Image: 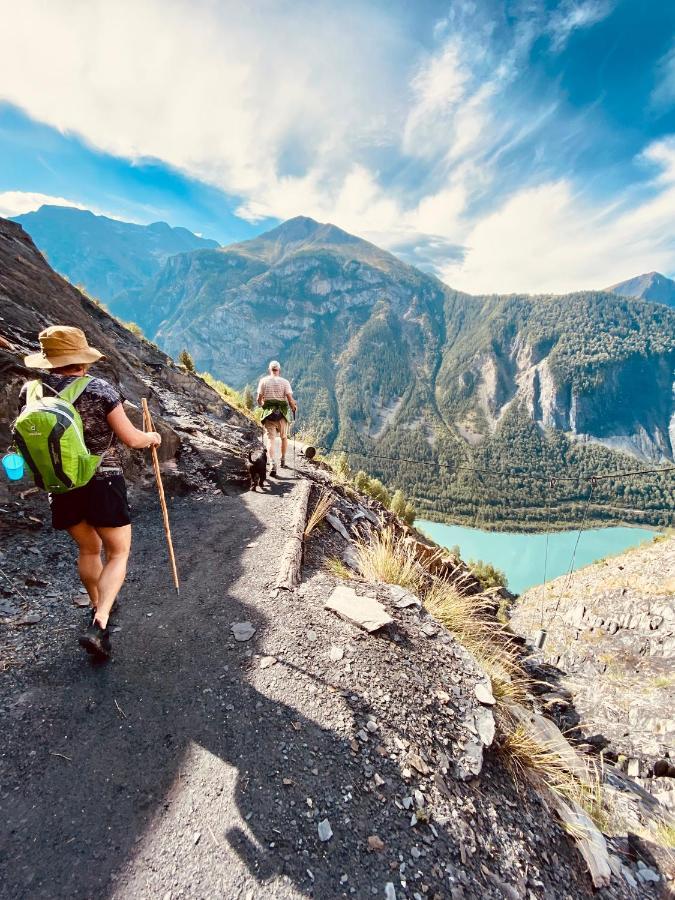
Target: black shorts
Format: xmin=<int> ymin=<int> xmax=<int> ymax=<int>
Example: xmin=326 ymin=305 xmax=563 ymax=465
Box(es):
xmin=49 ymin=472 xmax=131 ymax=530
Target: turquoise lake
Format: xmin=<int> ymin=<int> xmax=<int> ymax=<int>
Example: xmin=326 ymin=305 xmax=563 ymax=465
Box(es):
xmin=415 ymin=520 xmax=658 ymax=595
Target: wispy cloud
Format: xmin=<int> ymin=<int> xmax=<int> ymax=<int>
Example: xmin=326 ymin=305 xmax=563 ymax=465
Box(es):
xmin=651 ymin=40 xmax=675 ymax=112
xmin=443 ymin=137 xmax=675 ymax=293
xmin=546 ymin=0 xmax=615 ymax=52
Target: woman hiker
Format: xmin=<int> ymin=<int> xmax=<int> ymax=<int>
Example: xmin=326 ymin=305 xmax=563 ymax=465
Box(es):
xmin=256 ymin=360 xmax=297 ymax=476
xmin=20 ymin=326 xmax=161 ymax=658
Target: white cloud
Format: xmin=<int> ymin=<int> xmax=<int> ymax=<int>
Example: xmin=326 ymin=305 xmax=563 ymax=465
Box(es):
xmin=0 ymin=0 xmax=409 ymax=214
xmin=0 ymin=190 xmax=136 ymax=222
xmin=0 ymin=191 xmax=88 ymax=218
xmin=443 ymin=138 xmax=675 ymax=294
xmin=651 ymin=41 xmax=675 ymax=111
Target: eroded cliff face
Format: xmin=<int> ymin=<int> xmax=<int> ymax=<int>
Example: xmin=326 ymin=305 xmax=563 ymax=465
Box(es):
xmin=151 ymin=244 xmax=446 ymax=391
xmin=511 ymin=536 xmax=675 ymax=810
xmin=459 ymin=338 xmax=674 ymax=461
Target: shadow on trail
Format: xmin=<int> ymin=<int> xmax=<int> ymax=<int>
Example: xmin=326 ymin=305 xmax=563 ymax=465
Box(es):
xmin=0 ymin=490 xmax=593 ymax=899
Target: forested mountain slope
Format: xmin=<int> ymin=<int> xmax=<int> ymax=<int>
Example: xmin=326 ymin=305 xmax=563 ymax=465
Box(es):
xmin=135 ymin=217 xmax=675 ymax=529
xmin=14 ymin=211 xmax=675 ymax=529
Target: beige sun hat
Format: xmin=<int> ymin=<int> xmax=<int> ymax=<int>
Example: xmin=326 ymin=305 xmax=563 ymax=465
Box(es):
xmin=23 ymin=326 xmax=104 ymax=369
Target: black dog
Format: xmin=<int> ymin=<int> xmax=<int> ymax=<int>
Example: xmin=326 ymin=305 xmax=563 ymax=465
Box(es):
xmin=245 ymin=447 xmax=268 ymax=491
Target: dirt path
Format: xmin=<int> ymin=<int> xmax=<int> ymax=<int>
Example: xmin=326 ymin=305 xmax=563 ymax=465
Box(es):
xmin=0 ymin=469 xmax=611 ymax=900
xmin=1 ymin=473 xmax=322 ymax=899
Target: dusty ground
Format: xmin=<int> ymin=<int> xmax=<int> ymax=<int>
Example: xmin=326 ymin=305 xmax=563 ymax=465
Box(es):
xmin=0 ymin=467 xmax=640 ymax=900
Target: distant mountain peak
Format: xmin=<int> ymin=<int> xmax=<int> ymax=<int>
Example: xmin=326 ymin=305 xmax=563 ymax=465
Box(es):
xmin=223 ymin=214 xmax=401 ymax=272
xmin=258 ymin=215 xmax=361 ymax=247
xmin=607 ymin=271 xmax=675 ymax=308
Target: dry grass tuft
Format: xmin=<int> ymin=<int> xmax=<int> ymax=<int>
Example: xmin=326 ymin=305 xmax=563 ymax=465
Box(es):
xmin=499 ymin=724 xmax=581 ymax=800
xmin=325 ymin=557 xmax=353 ymax=580
xmin=304 ymin=490 xmax=334 ymax=539
xmin=424 ymin=579 xmax=530 ymax=704
xmin=499 ymin=723 xmax=621 ymax=835
xmin=654 ymin=818 xmax=675 ymax=850
xmin=356 ymin=528 xmax=421 ymax=590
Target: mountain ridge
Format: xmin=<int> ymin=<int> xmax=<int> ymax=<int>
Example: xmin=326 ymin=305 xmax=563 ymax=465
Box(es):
xmin=11 ymin=204 xmax=219 ymax=310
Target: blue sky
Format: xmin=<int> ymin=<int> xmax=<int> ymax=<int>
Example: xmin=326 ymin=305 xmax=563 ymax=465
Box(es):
xmin=0 ymin=0 xmax=674 ymax=293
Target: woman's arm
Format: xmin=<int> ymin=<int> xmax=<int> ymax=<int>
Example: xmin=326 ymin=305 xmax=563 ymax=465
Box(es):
xmin=107 ymin=404 xmax=162 ymax=449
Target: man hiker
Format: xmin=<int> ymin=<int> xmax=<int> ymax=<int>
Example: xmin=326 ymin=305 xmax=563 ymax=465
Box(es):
xmin=18 ymin=326 xmax=162 ymax=658
xmin=256 ymin=360 xmax=297 ymax=477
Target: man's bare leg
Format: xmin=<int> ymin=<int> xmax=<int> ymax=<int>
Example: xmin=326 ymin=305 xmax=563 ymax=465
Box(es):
xmin=67 ymin=521 xmax=103 ymax=609
xmin=93 ymin=525 xmax=132 ymax=629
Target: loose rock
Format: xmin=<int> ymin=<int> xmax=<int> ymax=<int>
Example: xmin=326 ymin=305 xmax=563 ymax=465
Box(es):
xmin=474 ymin=682 xmax=496 ymax=706
xmin=317 ymin=819 xmax=333 ymax=842
xmin=230 ymin=621 xmax=256 ymax=641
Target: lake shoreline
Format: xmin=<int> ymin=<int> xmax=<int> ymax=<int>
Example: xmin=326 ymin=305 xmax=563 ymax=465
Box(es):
xmin=415 ymin=518 xmax=658 ymax=595
xmin=415 ymin=513 xmax=664 ymax=537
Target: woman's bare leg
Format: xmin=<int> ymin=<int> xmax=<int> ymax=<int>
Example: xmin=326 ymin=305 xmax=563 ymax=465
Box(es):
xmin=67 ymin=521 xmax=103 ymax=609
xmin=93 ymin=525 xmax=132 ymax=629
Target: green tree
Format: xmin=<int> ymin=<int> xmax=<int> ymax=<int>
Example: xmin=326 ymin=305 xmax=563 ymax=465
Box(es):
xmin=334 ymin=452 xmax=351 ymax=479
xmin=390 ymin=489 xmax=406 ymax=518
xmin=243 ymin=385 xmax=254 ymax=410
xmin=365 ymin=478 xmax=391 ymax=508
xmin=354 ymin=470 xmax=370 ymax=492
xmin=403 ymin=501 xmax=416 ymax=526
xmin=179 ymin=349 xmax=196 ymax=373
xmin=469 ymin=559 xmax=508 ymax=590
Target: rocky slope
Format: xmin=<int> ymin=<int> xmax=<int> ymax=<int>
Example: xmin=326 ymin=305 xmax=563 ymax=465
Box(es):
xmin=0 ymin=216 xmax=261 ymax=503
xmin=608 ymin=272 xmax=675 ymax=309
xmin=510 ymin=535 xmax=675 ymax=809
xmin=12 ymin=205 xmax=218 ymax=312
xmin=2 ymin=216 xmax=660 ymax=897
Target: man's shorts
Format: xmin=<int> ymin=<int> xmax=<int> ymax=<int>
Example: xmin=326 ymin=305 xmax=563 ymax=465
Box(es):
xmin=263 ymin=417 xmax=288 ymax=440
xmin=49 ymin=471 xmax=131 ymax=530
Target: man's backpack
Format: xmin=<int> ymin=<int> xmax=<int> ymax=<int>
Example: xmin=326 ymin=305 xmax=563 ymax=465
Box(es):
xmin=12 ymin=377 xmax=102 ymax=493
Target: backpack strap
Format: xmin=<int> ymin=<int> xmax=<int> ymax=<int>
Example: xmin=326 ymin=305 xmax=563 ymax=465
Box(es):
xmin=25 ymin=380 xmax=44 ymax=405
xmin=57 ymin=376 xmax=92 ymax=405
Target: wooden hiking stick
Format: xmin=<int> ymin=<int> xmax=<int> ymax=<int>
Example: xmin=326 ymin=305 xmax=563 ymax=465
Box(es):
xmin=142 ymin=398 xmax=180 ymax=595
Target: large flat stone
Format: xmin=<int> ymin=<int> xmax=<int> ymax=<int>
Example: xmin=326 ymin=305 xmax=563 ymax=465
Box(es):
xmin=325 ymin=585 xmax=393 ymax=633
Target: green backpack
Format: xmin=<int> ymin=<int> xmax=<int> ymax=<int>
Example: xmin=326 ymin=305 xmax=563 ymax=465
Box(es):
xmin=13 ymin=377 xmax=102 ymax=493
